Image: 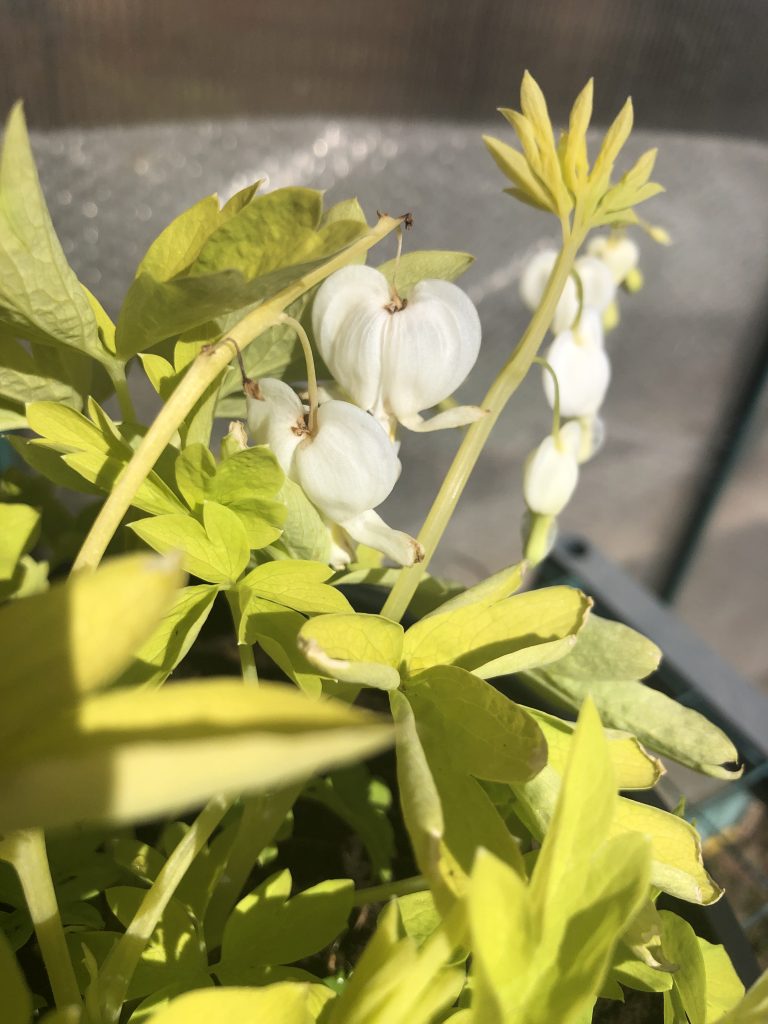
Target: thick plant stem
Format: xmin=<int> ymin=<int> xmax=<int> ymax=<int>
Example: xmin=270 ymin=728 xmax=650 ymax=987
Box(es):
xmin=381 ymin=229 xmax=585 ymax=624
xmin=109 ymin=364 xmax=137 ymax=423
xmin=352 ymin=874 xmax=428 ymax=907
xmin=0 ymin=829 xmax=82 ymax=1010
xmin=72 ymin=214 xmax=406 ymax=573
xmin=95 ymin=795 xmax=231 ymax=1024
xmin=225 ymin=590 xmax=259 ymax=684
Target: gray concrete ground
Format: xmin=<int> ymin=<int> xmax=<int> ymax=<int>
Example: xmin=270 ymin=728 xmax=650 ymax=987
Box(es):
xmin=30 ymin=117 xmax=768 ymax=690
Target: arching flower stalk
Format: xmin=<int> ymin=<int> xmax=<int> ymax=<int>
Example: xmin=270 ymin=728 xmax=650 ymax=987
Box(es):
xmin=312 ymin=263 xmax=484 ymax=436
xmin=523 ymin=358 xmax=580 ymax=564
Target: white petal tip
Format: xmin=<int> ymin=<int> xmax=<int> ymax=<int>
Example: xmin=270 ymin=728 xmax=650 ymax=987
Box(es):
xmin=400 ymin=406 xmax=488 ymax=432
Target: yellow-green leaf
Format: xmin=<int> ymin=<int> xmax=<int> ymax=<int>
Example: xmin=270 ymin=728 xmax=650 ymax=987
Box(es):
xmin=523 ymin=706 xmax=664 ymax=790
xmin=114 ymin=584 xmax=219 ymax=689
xmin=402 ymin=586 xmax=590 ymax=678
xmin=141 ymin=983 xmax=320 ymax=1024
xmin=406 ymin=666 xmax=546 ymax=784
xmin=0 ymin=681 xmax=393 ymax=830
xmin=0 ymin=503 xmax=40 ymax=581
xmin=130 ymin=502 xmax=250 ymax=585
xmin=298 ymin=613 xmax=404 ymax=690
xmin=562 ymin=78 xmax=594 ymax=191
xmin=240 ymin=560 xmax=351 ymax=615
xmin=420 ymin=561 xmax=526 ymax=618
xmin=482 ymin=135 xmax=555 ymax=212
xmin=0 ymin=552 xmax=184 ymax=739
xmin=376 ymin=251 xmax=474 ymax=298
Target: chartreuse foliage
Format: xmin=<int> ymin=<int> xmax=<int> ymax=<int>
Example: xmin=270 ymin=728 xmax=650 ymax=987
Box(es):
xmin=1 ymin=75 xmax=764 ymax=1024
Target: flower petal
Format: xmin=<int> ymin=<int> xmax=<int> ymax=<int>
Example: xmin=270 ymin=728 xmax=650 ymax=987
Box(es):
xmin=245 ymin=378 xmax=306 ymax=472
xmin=382 ymin=278 xmax=481 ymax=421
xmin=293 ymin=400 xmax=401 ymax=522
xmin=587 ymin=234 xmax=640 ymax=283
xmin=399 ymin=404 xmax=487 ymax=432
xmin=312 ymin=264 xmax=390 ymax=410
xmin=341 ymin=509 xmax=424 ymax=566
xmin=544 ymin=328 xmax=611 ymax=418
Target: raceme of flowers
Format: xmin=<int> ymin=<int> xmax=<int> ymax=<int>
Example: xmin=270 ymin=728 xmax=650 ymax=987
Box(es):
xmin=522 ymin=232 xmax=641 ymax=542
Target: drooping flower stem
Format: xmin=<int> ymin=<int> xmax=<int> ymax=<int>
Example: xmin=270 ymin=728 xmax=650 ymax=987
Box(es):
xmin=381 ymin=227 xmax=586 ymax=624
xmin=533 ymin=356 xmax=563 ymax=447
xmin=72 ymin=213 xmax=407 ymax=573
xmin=279 ymin=314 xmax=319 ymax=434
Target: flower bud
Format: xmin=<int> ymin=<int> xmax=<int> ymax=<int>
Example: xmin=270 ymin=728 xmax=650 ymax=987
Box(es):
xmin=312 ymin=265 xmax=482 ymax=431
xmin=542 ymin=310 xmax=611 ymax=418
xmin=523 ymin=435 xmax=579 ymax=516
xmin=586 ymin=234 xmax=640 ymax=285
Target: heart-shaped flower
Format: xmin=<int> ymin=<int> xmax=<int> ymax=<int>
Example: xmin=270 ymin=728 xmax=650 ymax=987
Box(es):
xmin=312 ymin=265 xmax=483 ymax=432
xmin=520 ymin=249 xmax=617 ymax=332
xmin=587 ymin=233 xmax=640 ymax=285
xmin=246 ymin=378 xmax=422 ymax=565
xmin=542 ymin=309 xmax=611 ymax=418
xmin=523 ymin=434 xmax=579 ymax=516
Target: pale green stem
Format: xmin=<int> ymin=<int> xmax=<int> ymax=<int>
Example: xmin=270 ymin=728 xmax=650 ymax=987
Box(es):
xmin=72 ymin=214 xmax=406 ymax=573
xmin=533 ymin=356 xmax=563 ymax=446
xmin=352 ymin=874 xmax=427 ymax=907
xmin=523 ymin=512 xmax=556 ymax=567
xmin=225 ymin=589 xmax=258 ymax=685
xmin=381 ymin=228 xmax=586 ymax=624
xmin=108 ymin=363 xmax=137 ymax=423
xmin=278 ymin=314 xmax=319 ymax=434
xmin=94 ymin=795 xmax=231 ymax=1024
xmin=572 ymin=266 xmax=585 ymax=328
xmin=0 ymin=829 xmax=82 ymax=1010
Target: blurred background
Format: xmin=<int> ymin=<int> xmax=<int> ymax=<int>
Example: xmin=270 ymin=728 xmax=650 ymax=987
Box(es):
xmin=1 ymin=0 xmax=767 ymax=957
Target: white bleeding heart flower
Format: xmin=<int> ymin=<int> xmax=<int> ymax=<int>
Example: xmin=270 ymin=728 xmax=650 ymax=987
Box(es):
xmin=246 ymin=378 xmax=422 ymax=566
xmin=312 ymin=264 xmax=483 ymax=432
xmin=520 ymin=249 xmax=617 ymax=333
xmin=542 ymin=309 xmax=611 ymax=418
xmin=587 ymin=233 xmax=640 ymax=284
xmin=523 ymin=434 xmax=579 ymax=516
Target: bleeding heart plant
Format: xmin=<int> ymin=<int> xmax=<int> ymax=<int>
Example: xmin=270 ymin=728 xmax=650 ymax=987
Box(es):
xmin=0 ymin=73 xmax=761 ymax=1024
